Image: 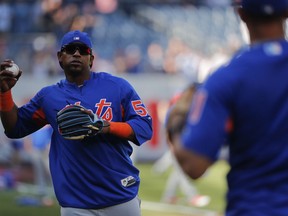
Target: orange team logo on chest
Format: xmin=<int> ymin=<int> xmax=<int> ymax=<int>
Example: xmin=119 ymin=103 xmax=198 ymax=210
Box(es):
xmin=95 ymin=99 xmax=113 ymax=121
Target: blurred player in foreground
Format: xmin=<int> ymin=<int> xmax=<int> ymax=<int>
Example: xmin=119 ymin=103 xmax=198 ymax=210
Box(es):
xmin=166 ymin=0 xmax=288 ymax=215
xmin=0 ymin=30 xmax=152 ymax=216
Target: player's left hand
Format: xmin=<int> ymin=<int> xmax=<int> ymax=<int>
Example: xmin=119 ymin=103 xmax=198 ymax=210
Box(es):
xmin=57 ymin=104 xmax=106 ymax=140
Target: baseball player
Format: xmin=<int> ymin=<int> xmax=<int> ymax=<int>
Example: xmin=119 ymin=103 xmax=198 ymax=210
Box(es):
xmin=167 ymin=0 xmax=288 ymax=215
xmin=0 ymin=30 xmax=153 ymax=216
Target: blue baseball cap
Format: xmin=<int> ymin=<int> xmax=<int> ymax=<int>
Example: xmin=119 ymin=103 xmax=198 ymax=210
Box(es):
xmin=60 ymin=30 xmax=92 ymax=48
xmin=239 ymin=0 xmax=288 ymax=16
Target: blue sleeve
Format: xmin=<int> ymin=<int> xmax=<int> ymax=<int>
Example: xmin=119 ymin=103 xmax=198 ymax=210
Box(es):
xmin=119 ymin=79 xmax=153 ymax=146
xmin=181 ymin=70 xmax=232 ymax=161
xmin=5 ymin=89 xmax=48 ymax=138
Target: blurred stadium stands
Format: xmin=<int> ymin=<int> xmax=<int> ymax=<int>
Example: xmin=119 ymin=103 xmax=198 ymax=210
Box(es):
xmin=0 ymin=0 xmax=244 ymax=78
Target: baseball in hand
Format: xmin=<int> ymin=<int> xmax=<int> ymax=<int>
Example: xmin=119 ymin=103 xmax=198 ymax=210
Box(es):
xmin=6 ymin=63 xmax=20 ymax=77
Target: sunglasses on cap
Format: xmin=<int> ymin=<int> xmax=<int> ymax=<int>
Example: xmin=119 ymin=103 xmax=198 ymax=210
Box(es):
xmin=61 ymin=44 xmax=92 ymax=55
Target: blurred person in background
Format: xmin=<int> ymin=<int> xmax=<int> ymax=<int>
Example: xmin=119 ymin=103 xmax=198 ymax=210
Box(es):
xmin=153 ymin=150 xmax=210 ymax=207
xmin=166 ymin=0 xmax=288 ymax=215
xmin=28 ymin=125 xmax=53 ymax=205
xmin=0 ymin=30 xmax=152 ymax=216
xmin=15 ymin=126 xmax=54 ymax=207
xmin=124 ymin=44 xmax=144 ymax=74
xmin=144 ymin=42 xmax=166 ymax=74
xmin=12 ymin=0 xmax=33 ymax=33
xmin=0 ymin=0 xmax=12 ymax=33
xmin=153 ymin=86 xmax=210 ymax=207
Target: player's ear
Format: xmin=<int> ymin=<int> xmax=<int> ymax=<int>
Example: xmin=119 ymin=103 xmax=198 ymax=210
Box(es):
xmin=59 ymin=61 xmax=64 ymax=69
xmin=57 ymin=51 xmax=62 ymax=58
xmin=89 ymin=54 xmax=94 ymax=68
xmin=57 ymin=51 xmax=64 ymax=69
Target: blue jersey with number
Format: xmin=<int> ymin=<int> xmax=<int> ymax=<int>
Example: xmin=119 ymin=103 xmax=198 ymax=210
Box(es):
xmin=6 ymin=72 xmax=153 ymax=209
xmin=182 ymin=39 xmax=288 ymax=215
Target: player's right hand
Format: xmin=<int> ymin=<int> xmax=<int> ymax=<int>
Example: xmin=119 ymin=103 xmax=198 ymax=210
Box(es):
xmin=0 ymin=59 xmax=22 ymax=92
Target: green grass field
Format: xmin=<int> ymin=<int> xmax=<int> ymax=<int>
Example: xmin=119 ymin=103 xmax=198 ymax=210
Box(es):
xmin=0 ymin=161 xmax=229 ymax=216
